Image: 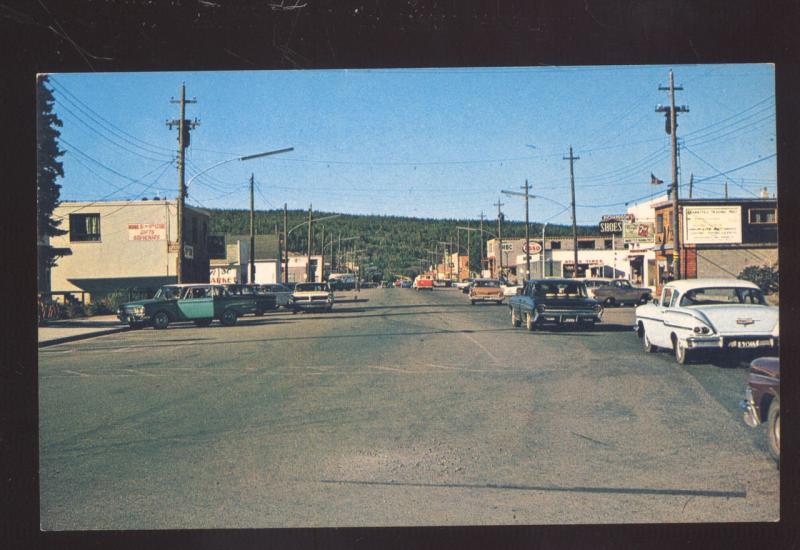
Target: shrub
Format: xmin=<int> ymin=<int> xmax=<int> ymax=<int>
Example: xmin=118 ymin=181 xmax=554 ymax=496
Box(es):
xmin=738 ymin=264 xmax=779 ymax=294
xmin=65 ymin=302 xmax=87 ymax=318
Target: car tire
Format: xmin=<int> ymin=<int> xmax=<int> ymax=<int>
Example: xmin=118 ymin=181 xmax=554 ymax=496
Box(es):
xmin=128 ymin=321 xmax=143 ymax=330
xmin=152 ymin=311 xmax=170 ymax=330
xmin=220 ymin=309 xmax=238 ymax=327
xmin=642 ymin=328 xmax=657 ymax=353
xmin=525 ymin=312 xmax=536 ymax=331
xmin=767 ymin=397 xmax=780 ymax=463
xmin=470 ymin=300 xmax=476 ymax=305
xmin=511 ymin=308 xmax=521 ymax=328
xmin=194 ymin=318 xmax=213 ymax=327
xmin=673 ymin=337 xmax=690 ymax=364
xmin=604 ymin=297 xmax=615 ymax=307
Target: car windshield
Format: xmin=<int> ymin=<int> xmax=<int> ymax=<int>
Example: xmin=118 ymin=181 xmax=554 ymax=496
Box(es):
xmin=475 ymin=280 xmax=500 ymax=287
xmin=154 ymin=286 xmax=181 ymax=300
xmin=534 ymin=282 xmax=586 ymax=298
xmin=296 ymin=283 xmax=327 ymax=292
xmin=679 ymin=287 xmax=766 ymax=306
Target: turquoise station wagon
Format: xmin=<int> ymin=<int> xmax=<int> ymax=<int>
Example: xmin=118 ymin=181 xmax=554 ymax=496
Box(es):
xmin=117 ymin=284 xmax=257 ymax=329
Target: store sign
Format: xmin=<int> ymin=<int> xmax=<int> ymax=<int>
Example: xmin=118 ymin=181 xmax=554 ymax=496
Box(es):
xmin=563 ymin=259 xmax=604 ymax=265
xmin=128 ymin=223 xmax=166 ymax=241
xmin=501 ymin=242 xmax=514 ymax=252
xmin=599 ymin=221 xmax=624 ymax=234
xmin=602 ymin=213 xmax=635 ymax=222
xmin=623 ymin=222 xmax=656 ymax=244
xmin=210 ymin=266 xmax=239 ymax=284
xmin=522 ymin=241 xmax=542 ymax=254
xmin=683 ymin=206 xmax=742 ymax=244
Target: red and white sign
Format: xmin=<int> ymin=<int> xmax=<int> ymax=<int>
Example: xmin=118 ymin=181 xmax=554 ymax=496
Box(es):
xmin=522 ymin=241 xmax=542 ymax=254
xmin=128 ymin=223 xmax=167 ymax=241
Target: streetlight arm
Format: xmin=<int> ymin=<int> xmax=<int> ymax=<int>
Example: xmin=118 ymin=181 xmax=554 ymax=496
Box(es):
xmin=186 ymin=147 xmax=294 ymax=187
xmin=287 ymin=214 xmax=341 ymax=235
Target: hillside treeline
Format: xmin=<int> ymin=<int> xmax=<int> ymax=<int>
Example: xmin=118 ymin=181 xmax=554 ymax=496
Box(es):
xmin=208 ymin=209 xmax=597 ymax=279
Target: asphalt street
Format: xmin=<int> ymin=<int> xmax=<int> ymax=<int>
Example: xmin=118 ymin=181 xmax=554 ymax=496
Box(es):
xmin=38 ymin=287 xmax=779 ymax=529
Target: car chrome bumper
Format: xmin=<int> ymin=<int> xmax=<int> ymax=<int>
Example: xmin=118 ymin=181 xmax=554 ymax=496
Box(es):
xmin=685 ymin=335 xmax=778 ymax=349
xmin=740 ymin=387 xmax=760 ymax=428
xmin=535 ymin=311 xmax=600 ymax=324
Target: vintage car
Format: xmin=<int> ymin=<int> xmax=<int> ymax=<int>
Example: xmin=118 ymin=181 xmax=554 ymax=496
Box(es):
xmin=582 ymin=277 xmax=613 ymax=299
xmin=592 ymin=279 xmax=652 ymax=306
xmin=740 ymin=356 xmax=780 ymax=463
xmin=117 ymin=284 xmax=255 ymax=329
xmin=256 ymin=283 xmax=293 ymax=308
xmin=469 ymin=279 xmax=505 ymax=304
xmin=223 ymin=284 xmax=277 ymax=314
xmin=454 ymin=279 xmax=473 ymax=291
xmin=635 ymin=278 xmax=779 ymax=365
xmin=413 ymin=275 xmax=434 ymax=290
xmin=290 ymin=282 xmax=334 ymax=312
xmin=508 ymin=279 xmax=603 ymax=330
xmin=501 ymin=282 xmax=523 ymax=297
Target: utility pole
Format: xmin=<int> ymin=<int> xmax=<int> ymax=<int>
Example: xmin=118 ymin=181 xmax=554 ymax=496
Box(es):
xmin=320 ymin=225 xmax=325 ymax=282
xmin=564 ymin=146 xmax=580 ymax=278
xmin=466 ymin=220 xmax=471 ymax=278
xmin=166 ymin=83 xmax=198 ymax=283
xmin=275 ymin=223 xmax=281 ymax=285
xmin=479 ymin=211 xmax=486 ymax=275
xmin=724 ymin=180 xmax=729 ymax=199
xmin=283 ymin=203 xmax=288 ymax=284
xmin=657 ymin=70 xmax=689 ymax=279
xmin=688 ymin=173 xmax=693 ymax=199
xmin=502 ymin=180 xmax=535 ymax=280
xmin=494 ymin=199 xmax=504 ymax=278
xmin=249 ymin=173 xmax=255 ymax=284
xmin=306 ymin=204 xmax=313 ymax=282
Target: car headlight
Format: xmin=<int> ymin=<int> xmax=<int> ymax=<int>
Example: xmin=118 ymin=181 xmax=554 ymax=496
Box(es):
xmin=692 ymin=325 xmax=711 ymax=334
xmin=593 ymin=304 xmax=602 ymax=313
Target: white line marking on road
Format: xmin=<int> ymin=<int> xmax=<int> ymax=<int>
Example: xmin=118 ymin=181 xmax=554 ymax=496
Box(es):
xmin=63 ymin=369 xmax=90 ymax=377
xmin=120 ymin=368 xmax=158 ymax=377
xmin=460 ymin=332 xmax=501 ymax=365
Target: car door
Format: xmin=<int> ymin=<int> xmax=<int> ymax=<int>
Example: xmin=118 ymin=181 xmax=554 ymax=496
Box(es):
xmin=649 ymin=287 xmax=674 ymax=347
xmin=177 ymin=286 xmax=215 ymax=320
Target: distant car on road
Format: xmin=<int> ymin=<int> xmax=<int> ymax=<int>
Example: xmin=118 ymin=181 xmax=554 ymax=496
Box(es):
xmin=117 ymin=284 xmax=254 ymax=329
xmin=635 ymin=278 xmax=779 ymax=365
xmin=500 ymin=282 xmax=522 ymax=297
xmin=582 ymin=278 xmax=613 ymax=299
xmin=413 ymin=275 xmax=434 ymax=290
xmin=469 ymin=279 xmax=504 ymax=305
xmin=592 ymin=279 xmax=652 ymax=306
xmin=290 ymin=282 xmax=334 ymax=312
xmin=454 ymin=279 xmax=473 ymax=290
xmin=400 ymin=280 xmax=412 ymax=288
xmin=508 ymin=279 xmax=602 ymax=330
xmin=740 ymin=356 xmax=780 ymax=463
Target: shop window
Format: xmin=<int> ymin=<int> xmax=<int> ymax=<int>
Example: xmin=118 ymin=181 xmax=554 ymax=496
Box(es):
xmin=578 ymin=240 xmax=595 ymax=249
xmin=604 ymin=239 xmax=613 ymax=249
xmin=550 ymin=241 xmax=561 ymax=249
xmin=749 ymin=208 xmax=777 ymax=224
xmin=656 ymin=214 xmax=664 ymax=234
xmin=69 ymin=213 xmax=101 ymax=242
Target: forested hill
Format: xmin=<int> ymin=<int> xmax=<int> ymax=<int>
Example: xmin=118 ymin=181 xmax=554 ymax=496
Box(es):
xmin=207 ymin=208 xmax=598 ymax=278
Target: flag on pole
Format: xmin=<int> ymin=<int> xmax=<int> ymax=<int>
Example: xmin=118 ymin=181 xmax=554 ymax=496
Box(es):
xmin=650 ymin=173 xmax=664 ymax=185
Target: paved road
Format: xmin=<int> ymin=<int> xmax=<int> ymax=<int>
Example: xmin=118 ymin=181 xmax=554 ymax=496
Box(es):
xmin=38 ymin=288 xmax=778 ymax=529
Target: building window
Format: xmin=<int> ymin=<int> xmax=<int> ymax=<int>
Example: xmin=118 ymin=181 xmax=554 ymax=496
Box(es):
xmin=749 ymin=208 xmax=777 ymax=224
xmin=578 ymin=240 xmax=595 ymax=249
xmin=656 ymin=214 xmax=664 ymax=234
xmin=69 ymin=213 xmax=101 ymax=242
xmin=604 ymin=239 xmax=613 ymax=250
xmin=550 ymin=241 xmax=561 ymax=249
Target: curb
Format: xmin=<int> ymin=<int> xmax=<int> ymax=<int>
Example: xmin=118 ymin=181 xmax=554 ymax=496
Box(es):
xmin=38 ymin=326 xmax=130 ymax=348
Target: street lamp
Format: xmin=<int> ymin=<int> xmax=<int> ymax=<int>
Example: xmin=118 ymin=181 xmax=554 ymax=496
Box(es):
xmin=182 ymin=147 xmax=293 ymax=283
xmin=285 ymin=213 xmax=340 ymax=282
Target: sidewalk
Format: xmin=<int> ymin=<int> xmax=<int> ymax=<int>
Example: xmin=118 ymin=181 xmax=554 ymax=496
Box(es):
xmin=38 ymin=315 xmax=129 ymax=347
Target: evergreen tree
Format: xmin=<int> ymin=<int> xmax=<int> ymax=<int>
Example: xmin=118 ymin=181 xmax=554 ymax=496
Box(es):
xmin=37 ymin=75 xmax=69 ymax=292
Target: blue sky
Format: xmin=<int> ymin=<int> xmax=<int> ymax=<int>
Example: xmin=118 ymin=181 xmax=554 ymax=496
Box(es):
xmin=47 ymin=64 xmax=776 ymax=225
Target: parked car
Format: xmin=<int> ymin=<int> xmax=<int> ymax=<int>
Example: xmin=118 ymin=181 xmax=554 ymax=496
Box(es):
xmin=290 ymin=282 xmax=334 ymax=312
xmin=400 ymin=280 xmax=412 ymax=288
xmin=508 ymin=279 xmax=603 ymax=330
xmin=740 ymin=356 xmax=780 ymax=463
xmin=454 ymin=279 xmax=473 ymax=290
xmin=117 ymin=284 xmax=254 ymax=329
xmin=501 ymin=282 xmax=522 ymax=297
xmin=635 ymin=278 xmax=779 ymax=365
xmin=582 ymin=278 xmax=613 ymax=299
xmin=433 ymin=279 xmax=448 ymax=288
xmin=381 ymin=281 xmax=392 ymax=288
xmin=413 ymin=275 xmax=434 ymax=290
xmin=256 ymin=283 xmax=293 ymax=308
xmin=592 ymin=279 xmax=652 ymax=306
xmin=469 ymin=279 xmax=505 ymax=305
xmin=224 ymin=284 xmax=277 ymax=314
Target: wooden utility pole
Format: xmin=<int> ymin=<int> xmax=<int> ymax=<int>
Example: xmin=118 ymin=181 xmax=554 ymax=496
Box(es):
xmin=306 ymin=204 xmax=313 ymax=281
xmin=166 ymin=84 xmax=198 ymax=283
xmin=479 ymin=211 xmax=485 ymax=274
xmin=502 ymin=181 xmax=534 ymax=279
xmin=564 ymin=146 xmax=580 ymax=278
xmin=283 ymin=203 xmax=288 ymax=284
xmin=466 ymin=220 xmax=471 ymax=278
xmin=657 ymin=70 xmax=689 ymax=279
xmin=494 ymin=199 xmax=504 ymax=278
xmin=320 ymin=225 xmax=325 ymax=282
xmin=275 ymin=223 xmax=281 ymax=284
xmin=688 ymin=173 xmax=693 ymax=199
xmin=249 ymin=173 xmax=255 ymax=284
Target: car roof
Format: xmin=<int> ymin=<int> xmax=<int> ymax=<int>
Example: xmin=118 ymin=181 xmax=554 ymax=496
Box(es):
xmin=526 ymin=279 xmax=585 ymax=285
xmin=664 ymin=278 xmax=759 ymax=293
